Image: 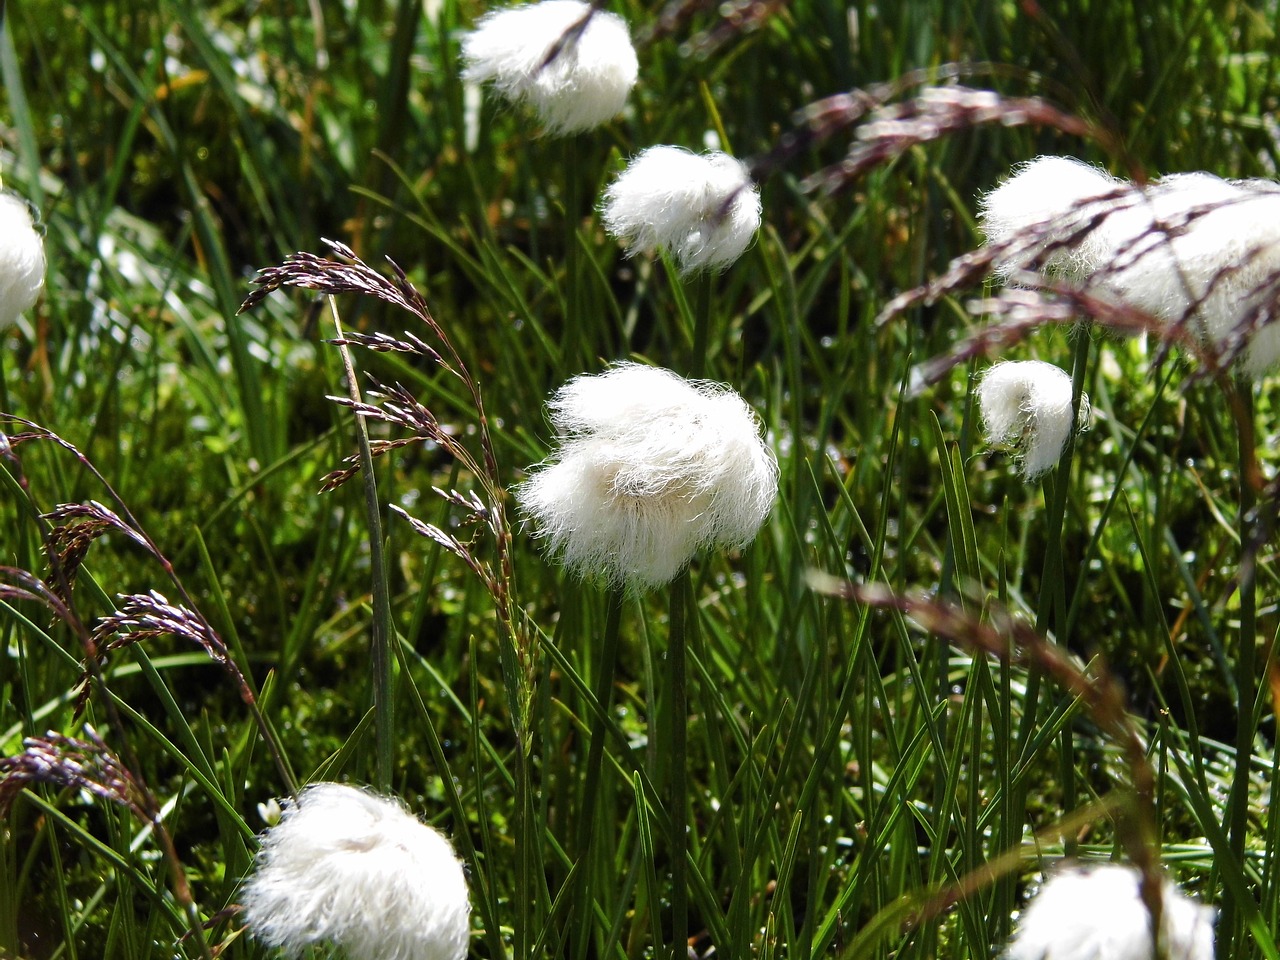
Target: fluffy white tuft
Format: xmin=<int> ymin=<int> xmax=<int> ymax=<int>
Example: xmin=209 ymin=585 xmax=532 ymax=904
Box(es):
xmin=241 ymin=782 xmax=470 ymax=960
xmin=976 ymin=360 xmax=1089 ymax=480
xmin=1005 ymin=864 xmax=1214 ymax=960
xmin=0 ymin=192 xmax=46 ymax=329
xmin=516 ymin=362 xmax=778 ymax=590
xmin=461 ymin=0 xmax=638 ymax=135
xmin=979 ymin=155 xmax=1125 ymax=281
xmin=981 ymin=156 xmax=1280 ymax=376
xmin=1094 ymin=173 xmax=1280 ymax=377
xmin=601 ymin=145 xmax=762 ymax=274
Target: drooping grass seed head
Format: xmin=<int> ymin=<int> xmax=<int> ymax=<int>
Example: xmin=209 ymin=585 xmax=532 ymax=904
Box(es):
xmin=516 ymin=362 xmax=778 ymax=590
xmin=976 ymin=360 xmax=1089 ymax=481
xmin=0 ymin=192 xmax=46 ymax=330
xmin=1005 ymin=864 xmax=1214 ymax=960
xmin=241 ymin=783 xmax=470 ymax=960
xmin=461 ymin=0 xmax=638 ymax=136
xmin=601 ymin=146 xmax=762 ymax=274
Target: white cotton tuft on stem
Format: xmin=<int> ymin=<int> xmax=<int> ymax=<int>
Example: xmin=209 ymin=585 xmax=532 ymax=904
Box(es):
xmin=979 ymin=155 xmax=1125 ymax=282
xmin=976 ymin=360 xmax=1088 ymax=480
xmin=241 ymin=782 xmax=470 ymax=960
xmin=461 ymin=0 xmax=638 ymax=136
xmin=1097 ymin=173 xmax=1280 ymax=377
xmin=601 ymin=146 xmax=762 ymax=274
xmin=1004 ymin=864 xmax=1214 ymax=960
xmin=980 ymin=155 xmax=1280 ymax=377
xmin=516 ymin=362 xmax=778 ymax=590
xmin=0 ymin=192 xmax=46 ymax=330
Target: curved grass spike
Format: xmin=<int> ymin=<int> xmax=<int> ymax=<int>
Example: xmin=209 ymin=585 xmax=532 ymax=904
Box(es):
xmin=239 ymin=240 xmax=537 ymax=746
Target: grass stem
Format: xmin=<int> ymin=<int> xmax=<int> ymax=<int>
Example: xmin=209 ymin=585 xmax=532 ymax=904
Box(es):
xmin=668 ymin=569 xmax=692 ymax=960
xmin=328 ymin=296 xmax=396 ymax=792
xmin=1222 ymin=382 xmax=1258 ymax=958
xmin=689 ymin=275 xmax=713 ymax=379
xmin=571 ymin=586 xmax=626 ymax=960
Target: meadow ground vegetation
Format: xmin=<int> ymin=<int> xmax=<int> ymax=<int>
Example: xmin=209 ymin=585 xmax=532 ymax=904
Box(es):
xmin=3 ymin=1 xmax=1280 ymax=958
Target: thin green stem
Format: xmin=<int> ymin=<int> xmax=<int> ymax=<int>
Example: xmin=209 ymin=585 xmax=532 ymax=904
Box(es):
xmin=559 ymin=136 xmax=586 ymax=372
xmin=1020 ymin=325 xmax=1090 ymax=854
xmin=329 ymin=296 xmax=395 ymax=792
xmin=1222 ymin=383 xmax=1258 ymax=959
xmin=515 ymin=743 xmax=536 ymax=960
xmin=571 ymin=586 xmax=626 ymax=960
xmin=668 ymin=569 xmax=692 ymax=960
xmin=689 ymin=274 xmax=713 ymax=380
xmin=1035 ymin=324 xmax=1091 ymax=638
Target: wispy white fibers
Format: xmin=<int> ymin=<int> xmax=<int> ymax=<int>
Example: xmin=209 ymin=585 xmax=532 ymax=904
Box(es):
xmin=461 ymin=0 xmax=638 ymax=135
xmin=601 ymin=146 xmax=762 ymax=274
xmin=981 ymin=156 xmax=1280 ymax=376
xmin=517 ymin=362 xmax=778 ymax=590
xmin=1005 ymin=864 xmax=1214 ymax=960
xmin=1098 ymin=173 xmax=1280 ymax=377
xmin=241 ymin=783 xmax=470 ymax=960
xmin=976 ymin=360 xmax=1089 ymax=480
xmin=979 ymin=155 xmax=1125 ymax=281
xmin=0 ymin=192 xmax=46 ymax=329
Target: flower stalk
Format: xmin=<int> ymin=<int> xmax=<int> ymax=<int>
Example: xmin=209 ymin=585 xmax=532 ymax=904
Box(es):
xmin=570 ymin=585 xmax=625 ymax=960
xmin=666 ymin=567 xmax=692 ymax=960
xmin=1221 ymin=383 xmax=1259 ymax=958
xmin=328 ymin=296 xmax=397 ymax=792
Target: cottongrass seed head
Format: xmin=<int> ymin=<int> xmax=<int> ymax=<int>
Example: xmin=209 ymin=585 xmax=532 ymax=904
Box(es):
xmin=1005 ymin=863 xmax=1214 ymax=960
xmin=0 ymin=191 xmax=46 ymax=329
xmin=516 ymin=362 xmax=778 ymax=590
xmin=1095 ymin=171 xmax=1280 ymax=376
xmin=601 ymin=145 xmax=762 ymax=274
xmin=982 ymin=155 xmax=1280 ymax=376
xmin=979 ymin=155 xmax=1124 ymax=282
xmin=241 ymin=782 xmax=470 ymax=960
xmin=461 ymin=0 xmax=638 ymax=135
xmin=977 ymin=360 xmax=1089 ymax=481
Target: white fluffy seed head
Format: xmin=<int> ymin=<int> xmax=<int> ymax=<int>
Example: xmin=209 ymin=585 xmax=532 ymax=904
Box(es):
xmin=516 ymin=362 xmax=778 ymax=590
xmin=601 ymin=145 xmax=762 ymax=274
xmin=979 ymin=155 xmax=1125 ymax=281
xmin=461 ymin=0 xmax=638 ymax=135
xmin=982 ymin=157 xmax=1280 ymax=377
xmin=1094 ymin=173 xmax=1280 ymax=377
xmin=0 ymin=192 xmax=46 ymax=329
xmin=1005 ymin=864 xmax=1215 ymax=960
xmin=241 ymin=783 xmax=470 ymax=960
xmin=976 ymin=360 xmax=1089 ymax=480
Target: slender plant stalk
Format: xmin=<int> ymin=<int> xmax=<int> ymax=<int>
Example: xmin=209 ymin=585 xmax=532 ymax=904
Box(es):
xmin=689 ymin=275 xmax=713 ymax=379
xmin=571 ymin=586 xmax=626 ymax=960
xmin=562 ymin=137 xmax=585 ymax=372
xmin=1036 ymin=324 xmax=1091 ymax=637
xmin=667 ymin=569 xmax=692 ymax=960
xmin=665 ymin=228 xmax=711 ymax=960
xmin=1221 ymin=383 xmax=1258 ymax=958
xmin=328 ymin=296 xmax=395 ymax=792
xmin=515 ymin=744 xmax=536 ymax=960
xmin=1018 ymin=325 xmax=1091 ymax=853
xmin=369 ymin=0 xmax=419 ymax=226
